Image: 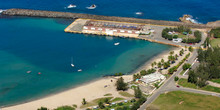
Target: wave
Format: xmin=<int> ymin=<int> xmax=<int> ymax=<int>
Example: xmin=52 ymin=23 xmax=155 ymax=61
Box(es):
xmin=185 ymin=15 xmax=202 ymax=24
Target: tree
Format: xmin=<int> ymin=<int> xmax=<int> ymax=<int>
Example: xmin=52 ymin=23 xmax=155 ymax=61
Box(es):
xmin=188 ymin=46 xmax=193 ymax=52
xmin=179 ymin=49 xmax=184 ymax=56
xmin=175 ymin=54 xmax=178 ymax=60
xmin=169 ymin=51 xmax=174 ymax=56
xmin=82 ymin=98 xmax=87 ymax=105
xmin=134 ymin=86 xmax=142 ymax=98
xmin=37 ymin=107 xmax=48 ymax=110
xmin=116 ymin=77 xmax=128 ymax=91
xmin=157 ymin=62 xmax=162 ymax=69
xmin=104 ymin=98 xmax=110 ymax=104
xmin=151 ymin=63 xmax=154 ymax=68
xmin=185 ymin=46 xmax=187 ymax=51
xmin=163 ymin=62 xmax=170 ymax=69
xmin=174 ymin=76 xmax=179 ymax=81
xmin=188 ymin=70 xmax=197 ymax=83
xmin=161 ymin=59 xmax=164 ymax=64
xmin=98 ymin=101 xmax=105 ymax=109
xmin=133 ymin=74 xmax=141 ymax=81
xmin=182 ymin=63 xmax=191 ymax=70
xmin=140 ymin=70 xmax=147 ymax=76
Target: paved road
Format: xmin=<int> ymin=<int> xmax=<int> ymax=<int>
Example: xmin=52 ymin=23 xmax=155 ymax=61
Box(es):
xmin=139 ymin=50 xmax=201 ymax=110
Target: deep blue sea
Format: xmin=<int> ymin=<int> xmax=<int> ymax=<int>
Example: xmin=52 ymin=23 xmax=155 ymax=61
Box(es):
xmin=0 ymin=0 xmax=220 ymax=107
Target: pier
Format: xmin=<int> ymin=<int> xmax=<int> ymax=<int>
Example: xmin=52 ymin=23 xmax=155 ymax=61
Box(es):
xmin=2 ymin=8 xmax=220 ymax=28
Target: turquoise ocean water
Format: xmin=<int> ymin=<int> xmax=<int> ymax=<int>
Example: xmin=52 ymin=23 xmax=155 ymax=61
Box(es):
xmin=0 ymin=0 xmax=220 ymax=107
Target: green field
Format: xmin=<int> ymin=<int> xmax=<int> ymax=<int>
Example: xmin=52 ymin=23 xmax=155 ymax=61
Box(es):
xmin=148 ymin=91 xmax=220 ymax=110
xmin=211 ymin=38 xmax=220 ymax=47
xmin=178 ymin=78 xmax=220 ymax=93
xmin=211 ymin=79 xmax=220 ymax=84
xmin=119 ymin=91 xmax=134 ymax=97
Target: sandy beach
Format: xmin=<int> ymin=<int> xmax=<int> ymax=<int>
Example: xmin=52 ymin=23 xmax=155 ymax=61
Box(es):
xmin=2 ymin=47 xmax=184 ymax=110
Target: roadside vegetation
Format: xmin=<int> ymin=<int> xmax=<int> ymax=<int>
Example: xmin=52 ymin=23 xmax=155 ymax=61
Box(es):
xmin=187 ymin=47 xmax=220 ymax=88
xmin=162 ymin=26 xmax=202 ymax=43
xmin=209 ymin=27 xmax=220 ymax=47
xmin=178 ymin=78 xmax=220 ymax=93
xmin=147 ymin=91 xmax=220 ymax=110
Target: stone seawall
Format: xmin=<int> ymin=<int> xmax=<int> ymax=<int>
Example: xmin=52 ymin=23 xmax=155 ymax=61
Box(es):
xmin=2 ymin=8 xmax=219 ymax=28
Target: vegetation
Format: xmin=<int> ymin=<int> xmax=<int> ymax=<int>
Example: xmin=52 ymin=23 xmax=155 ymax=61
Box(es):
xmin=130 ymin=97 xmax=146 ymax=110
xmin=114 ymin=72 xmax=124 ymax=76
xmin=119 ymin=91 xmax=134 ymax=97
xmin=111 ymin=97 xmax=125 ymax=102
xmin=98 ymin=101 xmax=105 ymax=109
xmin=174 ymin=76 xmax=179 ymax=81
xmin=210 ymin=27 xmax=220 ymax=38
xmin=80 ymin=97 xmax=113 ymax=108
xmin=116 ymin=77 xmax=128 ymax=91
xmin=182 ymin=63 xmax=191 ymax=70
xmin=104 ymin=93 xmax=112 ymax=96
xmin=203 ymin=37 xmax=210 ymax=48
xmin=134 ymin=86 xmax=142 ymax=98
xmin=55 ymin=106 xmax=76 ymax=110
xmin=82 ymin=98 xmax=87 ymax=105
xmin=182 ymin=31 xmax=202 ymax=43
xmin=188 ymin=46 xmax=193 ymax=52
xmin=149 ymin=91 xmax=220 ymax=110
xmin=210 ymin=79 xmax=220 ymax=84
xmin=37 ymin=107 xmax=49 ymax=110
xmin=188 ymin=47 xmax=220 ymax=87
xmin=178 ymin=78 xmax=220 ymax=93
xmin=133 ymin=68 xmax=156 ymax=81
xmin=210 ymin=38 xmax=220 ymax=47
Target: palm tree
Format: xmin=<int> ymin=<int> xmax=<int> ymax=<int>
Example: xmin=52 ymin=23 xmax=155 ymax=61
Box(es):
xmin=157 ymin=62 xmax=162 ymax=69
xmin=151 ymin=63 xmax=154 ymax=68
xmin=161 ymin=59 xmax=164 ymax=64
xmin=175 ymin=54 xmax=178 ymax=60
xmin=169 ymin=51 xmax=174 ymax=56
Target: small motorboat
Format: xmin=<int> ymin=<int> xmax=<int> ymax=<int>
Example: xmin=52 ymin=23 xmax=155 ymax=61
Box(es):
xmin=27 ymin=71 xmax=31 ymax=74
xmin=114 ymin=42 xmax=120 ymax=46
xmin=67 ymin=4 xmax=76 ymax=8
xmin=135 ymin=12 xmax=143 ymax=15
xmin=71 ymin=63 xmax=75 ymax=67
xmin=86 ymin=4 xmax=96 ymax=9
xmin=78 ymin=69 xmax=82 ymax=72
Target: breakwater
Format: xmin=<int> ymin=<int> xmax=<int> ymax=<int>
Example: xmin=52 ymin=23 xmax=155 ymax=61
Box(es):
xmin=2 ymin=9 xmax=219 ymax=28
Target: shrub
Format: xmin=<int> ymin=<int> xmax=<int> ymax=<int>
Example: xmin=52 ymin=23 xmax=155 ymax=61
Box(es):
xmin=55 ymin=106 xmax=75 ymax=110
xmin=82 ymin=98 xmax=87 ymax=105
xmin=183 ymin=63 xmax=191 ymax=70
xmin=37 ymin=107 xmax=49 ymax=110
xmin=174 ymin=76 xmax=179 ymax=81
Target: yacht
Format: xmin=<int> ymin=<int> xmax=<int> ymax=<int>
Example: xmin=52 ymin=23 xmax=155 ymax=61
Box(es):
xmin=114 ymin=42 xmax=120 ymax=46
xmin=86 ymin=4 xmax=96 ymax=9
xmin=71 ymin=57 xmax=75 ymax=67
xmin=67 ymin=4 xmax=76 ymax=8
xmin=135 ymin=12 xmax=143 ymax=15
xmin=78 ymin=69 xmax=82 ymax=72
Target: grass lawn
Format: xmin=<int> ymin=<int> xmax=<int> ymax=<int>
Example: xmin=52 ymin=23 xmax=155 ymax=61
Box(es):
xmin=178 ymin=78 xmax=220 ymax=93
xmin=147 ymin=91 xmax=220 ymax=110
xmin=180 ymin=70 xmax=185 ymax=75
xmin=111 ymin=97 xmax=125 ymax=102
xmin=104 ymin=93 xmax=112 ymax=96
xmin=119 ymin=91 xmax=134 ymax=97
xmin=211 ymin=38 xmax=220 ymax=47
xmin=211 ymin=79 xmax=220 ymax=84
xmin=80 ymin=97 xmax=113 ymax=108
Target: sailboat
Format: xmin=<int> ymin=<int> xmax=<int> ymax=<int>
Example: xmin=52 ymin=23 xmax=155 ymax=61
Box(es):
xmin=71 ymin=57 xmax=75 ymax=67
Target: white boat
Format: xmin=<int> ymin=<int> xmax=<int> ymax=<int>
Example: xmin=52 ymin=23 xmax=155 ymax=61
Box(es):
xmin=135 ymin=12 xmax=143 ymax=15
xmin=67 ymin=4 xmax=76 ymax=8
xmin=114 ymin=42 xmax=120 ymax=46
xmin=71 ymin=57 xmax=75 ymax=67
xmin=86 ymin=4 xmax=96 ymax=9
xmin=78 ymin=69 xmax=82 ymax=72
xmin=26 ymin=71 xmax=31 ymax=74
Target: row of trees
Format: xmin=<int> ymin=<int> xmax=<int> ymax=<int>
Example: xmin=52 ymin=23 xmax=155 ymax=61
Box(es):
xmin=188 ymin=47 xmax=220 ymax=87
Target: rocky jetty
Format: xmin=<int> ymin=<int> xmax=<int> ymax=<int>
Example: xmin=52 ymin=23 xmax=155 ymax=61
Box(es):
xmin=2 ymin=8 xmax=217 ymax=28
xmin=179 ymin=15 xmax=194 ymax=24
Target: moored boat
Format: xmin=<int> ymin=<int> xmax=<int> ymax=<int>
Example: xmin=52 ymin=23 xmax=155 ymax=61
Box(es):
xmin=86 ymin=4 xmax=96 ymax=9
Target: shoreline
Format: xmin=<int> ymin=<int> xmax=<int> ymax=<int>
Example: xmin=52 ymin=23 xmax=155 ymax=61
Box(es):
xmin=2 ymin=46 xmax=180 ymax=110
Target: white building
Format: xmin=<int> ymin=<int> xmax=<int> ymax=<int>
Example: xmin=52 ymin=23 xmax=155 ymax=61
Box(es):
xmin=139 ymin=72 xmax=166 ymax=85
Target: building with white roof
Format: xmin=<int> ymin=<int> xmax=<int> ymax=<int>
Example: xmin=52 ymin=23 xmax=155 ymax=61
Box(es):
xmin=139 ymin=72 xmax=166 ymax=85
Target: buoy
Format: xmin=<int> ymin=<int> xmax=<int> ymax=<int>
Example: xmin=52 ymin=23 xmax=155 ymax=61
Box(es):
xmin=38 ymin=72 xmax=41 ymax=75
